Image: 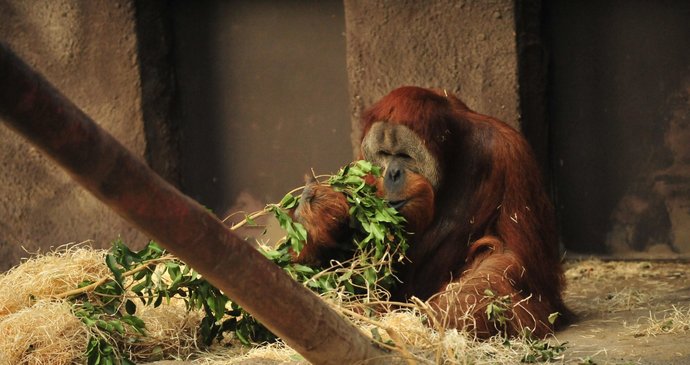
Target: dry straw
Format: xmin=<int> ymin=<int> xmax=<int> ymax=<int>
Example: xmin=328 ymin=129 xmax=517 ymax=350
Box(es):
xmin=0 ymin=300 xmax=88 ymax=365
xmin=7 ymin=247 xmax=689 ymax=364
xmin=0 ymin=245 xmax=202 ymax=364
xmin=628 ymin=305 xmax=690 ymax=337
xmin=0 ymin=244 xmax=570 ymax=364
xmin=0 ymin=243 xmax=108 ymax=316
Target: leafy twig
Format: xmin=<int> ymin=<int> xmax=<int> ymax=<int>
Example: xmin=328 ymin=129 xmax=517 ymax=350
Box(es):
xmin=54 ymin=255 xmax=174 ymax=300
xmin=65 ymin=160 xmax=411 ymax=363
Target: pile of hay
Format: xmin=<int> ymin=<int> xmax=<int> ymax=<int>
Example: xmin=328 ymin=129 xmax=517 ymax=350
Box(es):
xmin=0 ymin=244 xmax=570 ymax=365
xmin=0 ymin=245 xmax=202 ymax=364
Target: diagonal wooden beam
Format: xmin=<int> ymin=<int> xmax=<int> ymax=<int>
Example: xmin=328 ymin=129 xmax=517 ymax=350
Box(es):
xmin=0 ymin=42 xmax=396 ymax=365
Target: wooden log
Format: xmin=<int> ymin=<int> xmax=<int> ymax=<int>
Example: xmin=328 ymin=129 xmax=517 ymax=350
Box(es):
xmin=0 ymin=42 xmax=397 ymax=365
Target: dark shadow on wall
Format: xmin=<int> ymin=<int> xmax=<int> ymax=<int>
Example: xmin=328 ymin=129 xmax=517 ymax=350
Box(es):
xmin=514 ymin=0 xmax=549 ymax=181
xmin=134 ymin=0 xmax=181 ymax=187
xmin=544 ymin=0 xmax=690 ymax=254
xmin=170 ymin=2 xmax=227 ymax=212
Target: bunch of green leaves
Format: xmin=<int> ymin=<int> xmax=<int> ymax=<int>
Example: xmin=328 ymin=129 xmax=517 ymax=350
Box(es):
xmin=264 ymin=159 xmax=409 ymax=297
xmin=518 ymin=328 xmax=567 ymax=363
xmin=328 ymin=160 xmax=409 ymax=267
xmin=70 ymin=241 xmax=165 ymax=364
xmin=484 ymin=289 xmax=512 ymax=332
xmin=492 ymin=315 xmax=567 ymax=363
xmin=232 ymin=160 xmax=411 ymax=343
xmin=70 ymin=240 xmax=265 ymax=364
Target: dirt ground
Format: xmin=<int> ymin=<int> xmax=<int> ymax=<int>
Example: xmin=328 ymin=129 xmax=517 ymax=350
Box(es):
xmin=556 ymin=259 xmax=690 ymax=365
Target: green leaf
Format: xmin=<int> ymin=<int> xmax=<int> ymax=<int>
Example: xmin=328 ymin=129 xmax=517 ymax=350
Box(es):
xmin=95 ymin=319 xmax=112 ymax=332
xmin=370 ymin=327 xmax=383 ymax=342
xmin=279 ymin=193 xmax=298 ymax=209
xmin=245 ymin=213 xmax=257 ymax=226
xmin=214 ymin=295 xmax=228 ymax=321
xmin=363 ymin=268 xmax=377 ymax=285
xmin=548 ymin=312 xmax=560 ymax=325
xmin=166 ymin=261 xmax=182 ymax=284
xmin=81 ymin=317 xmax=96 ymax=327
xmin=122 ymin=315 xmax=146 ymax=334
xmin=235 ymin=325 xmax=250 ymax=345
xmin=357 ymin=159 xmax=373 ymax=172
xmin=132 ymin=269 xmax=148 ymax=280
xmin=78 ymin=280 xmax=95 ymax=288
xmin=104 ymin=254 xmax=123 ymax=286
xmin=125 ymin=299 xmax=137 ymax=315
xmin=261 ymin=249 xmax=283 ymax=260
xmin=294 ymin=222 xmax=308 ymax=243
xmin=338 ymin=271 xmax=353 ymax=282
xmin=110 ymin=320 xmax=125 ymax=334
xmin=292 ymin=264 xmax=315 ymax=274
xmin=154 ymin=293 xmax=163 ymax=307
xmin=131 ymin=281 xmax=148 ymax=295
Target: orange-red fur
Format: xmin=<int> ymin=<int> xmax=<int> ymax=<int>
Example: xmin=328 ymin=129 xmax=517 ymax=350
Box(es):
xmin=292 ymin=181 xmax=350 ymax=266
xmin=294 ymin=86 xmax=570 ymax=338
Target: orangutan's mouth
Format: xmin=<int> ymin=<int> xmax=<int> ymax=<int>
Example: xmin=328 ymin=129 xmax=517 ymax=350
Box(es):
xmin=389 ymin=200 xmax=408 ymax=210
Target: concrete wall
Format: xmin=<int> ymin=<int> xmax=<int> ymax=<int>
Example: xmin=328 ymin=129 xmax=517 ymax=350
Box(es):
xmin=344 ymin=0 xmax=520 ymax=151
xmin=0 ymin=0 xmax=148 ymax=270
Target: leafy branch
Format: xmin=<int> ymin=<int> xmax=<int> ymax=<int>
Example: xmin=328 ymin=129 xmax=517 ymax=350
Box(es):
xmin=63 ymin=160 xmax=410 ymax=364
xmin=264 ymin=160 xmax=409 ymax=298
